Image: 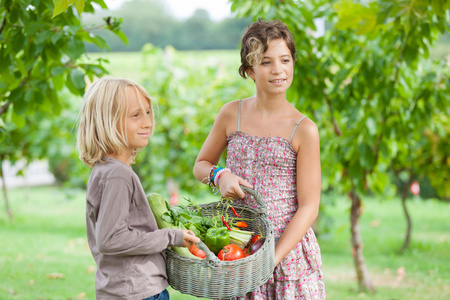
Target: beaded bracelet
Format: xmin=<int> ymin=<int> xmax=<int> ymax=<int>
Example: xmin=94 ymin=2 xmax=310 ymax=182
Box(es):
xmin=214 ymin=168 xmax=230 ymax=187
xmin=209 ymin=165 xmax=230 ymax=188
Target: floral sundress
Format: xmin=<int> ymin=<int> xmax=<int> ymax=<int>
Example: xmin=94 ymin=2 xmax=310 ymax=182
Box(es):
xmin=224 ymin=101 xmax=326 ymax=299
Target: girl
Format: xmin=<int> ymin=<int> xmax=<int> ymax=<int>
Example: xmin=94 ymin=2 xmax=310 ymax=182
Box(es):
xmin=193 ymin=20 xmax=325 ymax=299
xmin=77 ymin=77 xmax=200 ymax=300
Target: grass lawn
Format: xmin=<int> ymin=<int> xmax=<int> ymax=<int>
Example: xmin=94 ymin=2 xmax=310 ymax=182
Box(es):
xmin=1 ymin=186 xmax=449 ymax=299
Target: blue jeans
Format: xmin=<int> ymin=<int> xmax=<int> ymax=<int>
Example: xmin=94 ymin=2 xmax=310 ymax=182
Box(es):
xmin=142 ymin=289 xmax=169 ymax=300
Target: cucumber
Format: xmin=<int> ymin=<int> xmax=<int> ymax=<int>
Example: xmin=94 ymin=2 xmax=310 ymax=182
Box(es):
xmin=147 ymin=193 xmax=200 ymax=260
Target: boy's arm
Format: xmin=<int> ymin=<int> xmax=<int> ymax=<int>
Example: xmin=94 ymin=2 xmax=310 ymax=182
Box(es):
xmin=94 ymin=177 xmax=184 ymax=256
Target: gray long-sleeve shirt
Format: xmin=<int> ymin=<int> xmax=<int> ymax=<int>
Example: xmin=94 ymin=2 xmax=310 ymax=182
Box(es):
xmin=86 ymin=157 xmax=183 ymax=300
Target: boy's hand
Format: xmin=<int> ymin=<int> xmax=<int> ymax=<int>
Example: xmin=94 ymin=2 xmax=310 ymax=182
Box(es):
xmin=182 ymin=230 xmax=200 ymax=248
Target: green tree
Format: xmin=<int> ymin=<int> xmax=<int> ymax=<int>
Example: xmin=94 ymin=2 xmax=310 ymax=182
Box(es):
xmin=82 ymin=0 xmax=251 ymax=51
xmin=230 ymin=0 xmax=450 ymax=292
xmin=83 ymin=0 xmax=177 ymax=52
xmin=392 ymin=110 xmax=449 ymax=252
xmin=134 ymin=45 xmax=253 ymax=194
xmin=0 ymin=0 xmax=124 ymax=220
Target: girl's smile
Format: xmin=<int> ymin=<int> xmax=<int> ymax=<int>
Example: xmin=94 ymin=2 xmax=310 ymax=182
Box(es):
xmin=269 ymin=78 xmax=287 ymax=84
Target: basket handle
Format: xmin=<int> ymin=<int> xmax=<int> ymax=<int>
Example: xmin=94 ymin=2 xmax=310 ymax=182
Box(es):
xmin=196 ymin=241 xmax=222 ymax=263
xmin=240 ymin=185 xmax=266 ymax=213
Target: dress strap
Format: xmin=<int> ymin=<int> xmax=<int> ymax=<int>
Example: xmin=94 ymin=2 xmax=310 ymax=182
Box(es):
xmin=238 ymin=100 xmax=242 ymax=131
xmin=289 ymin=116 xmax=307 ymax=143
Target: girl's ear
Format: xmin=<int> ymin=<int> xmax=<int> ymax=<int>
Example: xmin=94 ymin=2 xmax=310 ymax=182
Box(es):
xmin=247 ymin=68 xmax=255 ymax=81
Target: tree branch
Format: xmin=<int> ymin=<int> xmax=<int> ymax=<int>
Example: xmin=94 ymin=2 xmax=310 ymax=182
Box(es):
xmin=393 ymin=31 xmax=409 ymax=85
xmin=325 ymin=95 xmax=342 ymax=137
xmin=85 ymin=24 xmax=107 ymax=31
xmin=0 ymin=17 xmax=6 ymax=36
xmin=0 ymin=102 xmax=11 ymax=117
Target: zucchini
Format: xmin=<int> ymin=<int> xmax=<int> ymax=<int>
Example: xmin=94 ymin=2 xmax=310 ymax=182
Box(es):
xmin=147 ymin=193 xmax=200 ymax=260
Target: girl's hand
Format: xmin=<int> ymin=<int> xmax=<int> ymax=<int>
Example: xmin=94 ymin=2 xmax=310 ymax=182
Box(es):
xmin=218 ymin=171 xmax=253 ymax=199
xmin=182 ymin=230 xmax=200 ymax=248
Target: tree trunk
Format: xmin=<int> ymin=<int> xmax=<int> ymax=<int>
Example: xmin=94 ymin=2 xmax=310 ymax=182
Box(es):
xmin=349 ymin=188 xmax=375 ymax=292
xmin=0 ymin=157 xmax=13 ymax=221
xmin=400 ymin=176 xmax=413 ymax=253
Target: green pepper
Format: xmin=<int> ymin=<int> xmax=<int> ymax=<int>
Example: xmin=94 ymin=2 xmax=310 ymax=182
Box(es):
xmin=204 ymin=227 xmax=230 ymax=254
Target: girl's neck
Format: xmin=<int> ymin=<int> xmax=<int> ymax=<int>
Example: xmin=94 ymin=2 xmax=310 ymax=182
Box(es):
xmin=252 ymin=94 xmax=289 ymax=115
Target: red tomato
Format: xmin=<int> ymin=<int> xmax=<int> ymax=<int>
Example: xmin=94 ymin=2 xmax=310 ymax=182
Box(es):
xmin=217 ymin=244 xmax=244 ymax=261
xmin=189 ymin=244 xmax=206 ymax=259
xmin=250 ymin=234 xmax=261 ymax=244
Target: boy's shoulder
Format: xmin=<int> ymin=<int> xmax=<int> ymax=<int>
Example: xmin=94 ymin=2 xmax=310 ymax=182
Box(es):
xmin=92 ymin=157 xmax=134 ymax=180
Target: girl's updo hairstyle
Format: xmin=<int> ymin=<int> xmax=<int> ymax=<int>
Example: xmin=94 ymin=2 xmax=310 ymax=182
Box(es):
xmin=239 ymin=19 xmax=296 ymax=79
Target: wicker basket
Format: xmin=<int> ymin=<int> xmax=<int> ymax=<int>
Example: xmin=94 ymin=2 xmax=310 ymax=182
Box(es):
xmin=165 ymin=186 xmax=275 ymax=299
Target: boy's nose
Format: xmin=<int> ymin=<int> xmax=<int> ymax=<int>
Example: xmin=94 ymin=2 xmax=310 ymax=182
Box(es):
xmin=143 ymin=115 xmax=152 ymax=128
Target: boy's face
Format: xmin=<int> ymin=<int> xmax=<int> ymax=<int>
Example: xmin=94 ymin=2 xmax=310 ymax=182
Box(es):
xmin=120 ymin=87 xmax=152 ymax=159
xmin=247 ymin=39 xmax=294 ymax=96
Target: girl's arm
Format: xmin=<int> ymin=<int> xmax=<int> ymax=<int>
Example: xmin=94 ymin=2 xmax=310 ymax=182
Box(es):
xmin=274 ymin=119 xmax=321 ymax=266
xmin=193 ymin=101 xmax=252 ymax=199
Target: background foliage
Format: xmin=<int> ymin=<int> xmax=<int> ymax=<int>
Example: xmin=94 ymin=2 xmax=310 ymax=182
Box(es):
xmin=1 ymin=0 xmax=449 ymax=295
xmin=82 ymin=0 xmax=252 ymax=51
xmin=0 ymin=0 xmax=123 ymax=194
xmin=227 ymin=0 xmax=449 ymax=291
xmin=2 ymin=186 xmax=449 ymax=299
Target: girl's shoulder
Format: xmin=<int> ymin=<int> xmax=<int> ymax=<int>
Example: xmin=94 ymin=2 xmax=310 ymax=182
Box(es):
xmin=216 ymin=98 xmax=250 ymax=123
xmin=290 ymin=116 xmax=319 ymax=153
xmin=219 ymin=97 xmax=253 ymax=115
xmin=219 ymin=99 xmax=240 ymax=115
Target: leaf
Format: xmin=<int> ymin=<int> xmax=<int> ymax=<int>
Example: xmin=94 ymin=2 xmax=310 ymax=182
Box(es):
xmin=52 ymin=0 xmax=76 ymax=18
xmin=46 ymin=273 xmax=65 ymax=279
xmin=35 ymin=30 xmax=53 ymax=45
xmin=161 ymin=213 xmax=174 ymax=224
xmin=69 ymin=68 xmax=85 ymax=90
xmin=64 ymin=25 xmax=80 ymax=35
xmin=369 ymin=219 xmax=380 ymax=227
xmin=93 ymin=0 xmax=108 ymax=9
xmin=115 ymin=31 xmax=129 ymax=46
xmin=11 ymin=31 xmax=26 ymax=53
xmin=24 ymin=21 xmax=47 ymax=35
xmin=11 ymin=111 xmax=26 ymax=129
xmin=366 ymin=117 xmax=377 ymax=135
xmin=180 ymin=213 xmax=192 ymax=220
xmin=51 ymin=74 xmax=65 ymax=91
xmin=73 ymin=0 xmax=85 ymax=16
xmin=86 ymin=265 xmax=96 ymax=274
xmin=51 ymin=32 xmax=64 ymax=45
xmin=51 ymin=66 xmax=67 ymax=77
xmin=66 ymin=37 xmax=86 ymax=61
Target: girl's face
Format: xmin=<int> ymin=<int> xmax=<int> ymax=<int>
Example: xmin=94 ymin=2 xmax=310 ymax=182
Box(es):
xmin=117 ymin=87 xmax=152 ymax=164
xmin=248 ymin=39 xmax=294 ymax=96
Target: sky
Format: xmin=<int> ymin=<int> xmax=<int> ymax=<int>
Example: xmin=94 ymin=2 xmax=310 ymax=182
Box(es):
xmin=104 ymin=0 xmax=233 ymax=21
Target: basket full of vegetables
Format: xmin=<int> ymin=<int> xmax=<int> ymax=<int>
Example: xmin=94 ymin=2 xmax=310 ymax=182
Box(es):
xmin=148 ymin=186 xmax=275 ymax=299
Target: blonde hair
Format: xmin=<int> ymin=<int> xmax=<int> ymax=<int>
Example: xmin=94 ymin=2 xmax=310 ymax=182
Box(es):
xmin=77 ymin=76 xmax=154 ymax=167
